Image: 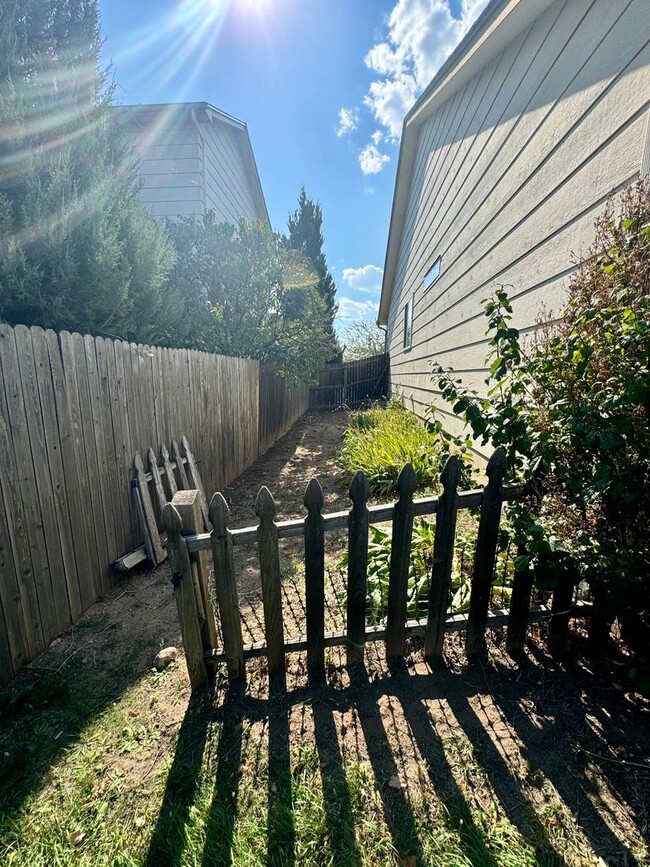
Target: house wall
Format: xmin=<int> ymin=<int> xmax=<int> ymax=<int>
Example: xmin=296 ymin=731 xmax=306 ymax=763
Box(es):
xmin=199 ymin=121 xmax=259 ymax=223
xmin=134 ymin=122 xmax=205 ymax=218
xmin=386 ymin=0 xmax=650 ymax=443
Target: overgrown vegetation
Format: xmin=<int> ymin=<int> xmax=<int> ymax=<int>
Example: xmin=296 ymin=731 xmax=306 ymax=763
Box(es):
xmin=335 ymin=401 xmax=473 ymax=498
xmin=432 ymin=182 xmax=650 ymax=665
xmin=341 ymin=320 xmax=385 ymax=362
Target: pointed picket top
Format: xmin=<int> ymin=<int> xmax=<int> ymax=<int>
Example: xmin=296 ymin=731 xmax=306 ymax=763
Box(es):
xmin=349 ymin=470 xmax=369 ymax=508
xmin=146 ymin=446 xmax=157 ymax=468
xmin=160 ymin=443 xmax=171 ymax=463
xmin=171 ymin=439 xmax=190 ymax=488
xmin=440 ymin=454 xmax=462 ymax=491
xmin=256 ymin=486 xmax=277 ymax=523
xmin=209 ymin=491 xmax=230 ymax=533
xmin=133 ymin=452 xmax=146 ymax=474
xmin=161 ymin=502 xmax=182 ymax=537
xmin=486 ymin=446 xmax=507 ymax=484
xmin=304 ymin=477 xmax=324 ymax=513
xmin=396 ymin=462 xmax=418 ymax=499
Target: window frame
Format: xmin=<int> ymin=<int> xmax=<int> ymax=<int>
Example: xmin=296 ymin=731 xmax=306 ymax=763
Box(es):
xmin=403 ymin=296 xmax=413 ymax=351
xmin=422 ymin=255 xmax=442 ymax=293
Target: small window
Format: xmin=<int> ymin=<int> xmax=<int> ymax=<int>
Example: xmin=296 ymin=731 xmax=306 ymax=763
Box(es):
xmin=423 ymin=256 xmax=442 ymax=292
xmin=403 ymin=297 xmax=413 ymax=350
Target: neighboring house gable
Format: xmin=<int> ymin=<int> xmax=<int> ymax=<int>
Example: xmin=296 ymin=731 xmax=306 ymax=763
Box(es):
xmin=115 ymin=102 xmax=269 ymax=224
xmin=379 ymin=0 xmax=650 ymax=440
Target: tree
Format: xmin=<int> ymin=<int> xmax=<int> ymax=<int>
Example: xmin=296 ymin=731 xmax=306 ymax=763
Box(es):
xmin=341 ymin=320 xmax=385 ymax=361
xmin=0 ymin=0 xmax=176 ymax=343
xmin=164 ymin=213 xmax=331 ymax=382
xmin=287 ymin=187 xmax=342 ymax=362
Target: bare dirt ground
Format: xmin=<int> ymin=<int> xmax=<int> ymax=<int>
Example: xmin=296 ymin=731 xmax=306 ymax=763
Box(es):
xmin=2 ymin=408 xmax=649 ymax=866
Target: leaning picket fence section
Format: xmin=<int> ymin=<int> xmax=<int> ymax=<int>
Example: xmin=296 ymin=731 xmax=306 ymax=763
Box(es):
xmin=166 ymin=448 xmax=586 ymax=689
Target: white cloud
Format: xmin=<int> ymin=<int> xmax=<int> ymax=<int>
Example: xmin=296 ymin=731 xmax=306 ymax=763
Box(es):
xmin=371 ymin=130 xmax=383 ymax=146
xmin=336 ymin=297 xmax=379 ymax=323
xmin=336 ymin=107 xmax=358 ymax=137
xmin=363 ymin=0 xmax=489 ymax=143
xmin=342 ymin=264 xmax=383 ymax=295
xmin=359 ymin=143 xmax=391 ymax=175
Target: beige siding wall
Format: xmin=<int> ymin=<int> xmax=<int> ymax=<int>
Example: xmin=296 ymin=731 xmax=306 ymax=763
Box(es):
xmin=135 ymin=124 xmax=204 ymax=218
xmin=386 ymin=0 xmax=650 ymax=441
xmin=199 ymin=121 xmax=259 ymax=223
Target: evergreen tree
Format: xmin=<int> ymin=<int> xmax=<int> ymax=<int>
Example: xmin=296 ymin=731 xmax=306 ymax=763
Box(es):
xmin=287 ymin=187 xmax=342 ymax=362
xmin=0 ymin=0 xmax=176 ymax=343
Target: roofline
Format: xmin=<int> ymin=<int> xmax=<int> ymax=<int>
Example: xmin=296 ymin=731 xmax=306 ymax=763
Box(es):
xmin=115 ymin=101 xmax=270 ymax=226
xmin=378 ymin=0 xmax=556 ymax=325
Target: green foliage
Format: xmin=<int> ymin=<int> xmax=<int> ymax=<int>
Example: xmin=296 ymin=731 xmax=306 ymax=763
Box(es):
xmin=287 ymin=187 xmax=342 ymax=363
xmin=0 ymin=0 xmax=176 ymax=343
xmin=336 ymin=402 xmax=474 ymax=497
xmin=432 ymin=182 xmax=650 ymax=648
xmin=164 ymin=214 xmax=331 ymax=382
xmin=341 ymin=320 xmax=385 ymax=361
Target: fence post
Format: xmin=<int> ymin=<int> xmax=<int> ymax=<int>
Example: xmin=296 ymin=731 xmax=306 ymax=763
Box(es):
xmin=256 ymin=486 xmax=285 ymax=676
xmin=304 ymin=477 xmax=325 ymax=678
xmin=209 ymin=492 xmax=246 ymax=682
xmin=173 ymin=490 xmax=219 ymax=681
xmin=548 ymin=575 xmax=574 ymax=654
xmin=347 ymin=471 xmax=369 ymax=668
xmin=385 ymin=463 xmax=418 ymax=661
xmin=466 ymin=447 xmax=507 ymax=657
xmin=162 ymin=502 xmax=208 ymax=690
xmin=424 ymin=455 xmax=461 ymax=659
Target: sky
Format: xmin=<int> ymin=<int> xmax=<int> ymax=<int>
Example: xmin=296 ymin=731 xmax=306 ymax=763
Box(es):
xmin=99 ymin=0 xmax=487 ymax=332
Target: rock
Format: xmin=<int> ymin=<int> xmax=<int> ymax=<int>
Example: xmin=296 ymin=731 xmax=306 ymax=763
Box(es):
xmin=153 ymin=646 xmax=177 ymax=671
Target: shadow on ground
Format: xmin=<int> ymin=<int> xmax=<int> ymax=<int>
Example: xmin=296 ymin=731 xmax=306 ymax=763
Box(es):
xmin=146 ymin=634 xmax=650 ymax=867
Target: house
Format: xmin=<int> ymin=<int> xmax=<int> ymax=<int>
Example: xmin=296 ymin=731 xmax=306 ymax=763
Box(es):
xmin=115 ymin=102 xmax=269 ymax=224
xmin=378 ymin=0 xmax=650 ymax=439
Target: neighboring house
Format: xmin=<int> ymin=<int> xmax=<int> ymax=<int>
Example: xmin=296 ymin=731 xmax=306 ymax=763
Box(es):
xmin=115 ymin=102 xmax=269 ymax=224
xmin=378 ymin=0 xmax=650 ymax=439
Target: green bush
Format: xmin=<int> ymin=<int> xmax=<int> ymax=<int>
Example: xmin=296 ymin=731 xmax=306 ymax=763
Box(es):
xmin=335 ymin=402 xmax=473 ymax=497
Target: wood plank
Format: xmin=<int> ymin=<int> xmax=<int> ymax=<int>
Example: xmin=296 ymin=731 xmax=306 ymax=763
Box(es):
xmin=160 ymin=444 xmax=178 ymax=499
xmin=84 ymin=334 xmax=116 ymax=592
xmin=346 ymin=471 xmax=369 ymax=667
xmin=95 ymin=337 xmax=122 ymax=563
xmin=466 ymin=448 xmax=508 ymax=657
xmin=104 ymin=338 xmax=130 ymax=557
xmin=385 ymin=464 xmax=418 ymax=660
xmin=304 ymin=477 xmax=325 ymax=677
xmin=173 ymin=490 xmax=218 ymax=681
xmin=14 ymin=325 xmax=70 ymax=637
xmin=181 ymin=436 xmax=209 ymax=528
xmin=133 ymin=453 xmax=165 ymax=565
xmin=147 ymin=447 xmax=168 ymax=524
xmin=171 ymin=439 xmax=190 ymax=489
xmin=548 ymin=574 xmax=575 ymax=654
xmin=424 ymin=455 xmax=461 ymax=658
xmin=256 ymin=486 xmax=285 ymax=675
xmin=32 ymin=328 xmax=82 ymax=620
xmin=506 ymin=543 xmax=536 ymax=653
xmin=209 ymin=492 xmax=245 ymax=681
xmin=162 ymin=502 xmax=208 ymax=690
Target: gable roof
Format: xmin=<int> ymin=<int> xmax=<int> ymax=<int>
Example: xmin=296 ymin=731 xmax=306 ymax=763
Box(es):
xmin=114 ymin=101 xmax=270 ymax=225
xmin=377 ymin=0 xmax=557 ymax=325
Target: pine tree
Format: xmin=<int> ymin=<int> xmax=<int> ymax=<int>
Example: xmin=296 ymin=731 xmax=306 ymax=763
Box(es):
xmin=0 ymin=0 xmax=176 ymax=343
xmin=287 ymin=187 xmax=342 ymax=362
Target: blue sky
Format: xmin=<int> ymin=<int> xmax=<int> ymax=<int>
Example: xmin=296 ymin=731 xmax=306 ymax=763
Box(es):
xmin=99 ymin=0 xmax=486 ymax=331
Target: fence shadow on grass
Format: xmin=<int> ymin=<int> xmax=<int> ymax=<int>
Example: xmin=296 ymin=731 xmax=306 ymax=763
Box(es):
xmin=148 ymin=647 xmax=649 ymax=867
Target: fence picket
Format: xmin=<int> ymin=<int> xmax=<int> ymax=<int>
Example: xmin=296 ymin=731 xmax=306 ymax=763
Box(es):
xmin=506 ymin=544 xmax=535 ymax=653
xmin=385 ymin=463 xmax=418 ymax=660
xmin=466 ymin=448 xmax=507 ymax=656
xmin=174 ymin=490 xmax=218 ymax=681
xmin=171 ymin=439 xmax=190 ymax=490
xmin=256 ymin=486 xmax=285 ymax=675
xmin=162 ymin=502 xmax=207 ymax=690
xmin=160 ymin=444 xmax=178 ymax=498
xmin=346 ymin=471 xmax=369 ymax=667
xmin=181 ymin=435 xmax=210 ymax=528
xmin=209 ymin=493 xmax=246 ymax=681
xmin=304 ymin=477 xmax=325 ymax=677
xmin=548 ymin=576 xmax=574 ymax=654
xmin=147 ymin=447 xmax=168 ymax=523
xmin=425 ymin=455 xmax=461 ymax=658
xmin=133 ymin=453 xmax=164 ymax=565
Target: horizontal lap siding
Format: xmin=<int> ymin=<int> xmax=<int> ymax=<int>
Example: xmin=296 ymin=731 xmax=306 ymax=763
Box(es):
xmin=387 ymin=0 xmax=650 ymax=423
xmin=201 ymin=123 xmax=259 ymax=223
xmin=0 ymin=329 xmax=308 ymax=685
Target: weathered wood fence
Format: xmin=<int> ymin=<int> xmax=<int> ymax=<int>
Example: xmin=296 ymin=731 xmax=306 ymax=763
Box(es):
xmin=0 ymin=324 xmax=309 ymax=685
xmin=309 ymin=353 xmax=390 ymax=409
xmin=166 ymin=448 xmax=584 ymax=689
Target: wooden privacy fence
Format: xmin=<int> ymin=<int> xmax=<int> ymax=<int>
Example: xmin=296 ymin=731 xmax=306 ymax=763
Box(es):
xmin=0 ymin=323 xmax=309 ymax=685
xmin=309 ymin=353 xmax=390 ymax=409
xmin=166 ymin=448 xmax=585 ymax=689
